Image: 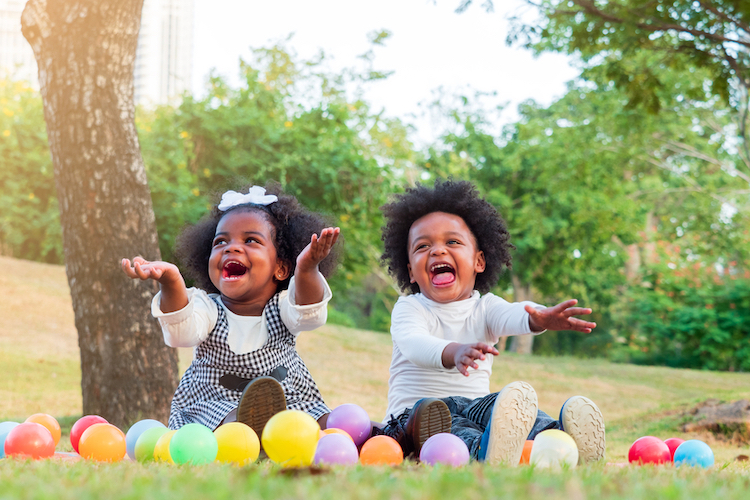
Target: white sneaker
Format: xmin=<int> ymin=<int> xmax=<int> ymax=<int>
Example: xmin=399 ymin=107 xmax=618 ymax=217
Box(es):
xmin=480 ymin=381 xmax=538 ymax=465
xmin=560 ymin=396 xmax=606 ymax=463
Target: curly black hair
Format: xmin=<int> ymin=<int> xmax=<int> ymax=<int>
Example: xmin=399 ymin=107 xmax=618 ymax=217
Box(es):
xmin=380 ymin=178 xmax=513 ymax=294
xmin=174 ymin=181 xmax=339 ymax=294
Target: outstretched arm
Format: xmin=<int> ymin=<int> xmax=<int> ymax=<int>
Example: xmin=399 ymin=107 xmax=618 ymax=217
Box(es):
xmin=442 ymin=342 xmax=500 ymax=377
xmin=525 ymin=299 xmax=596 ymax=333
xmin=294 ymin=227 xmax=340 ymax=306
xmin=121 ymin=257 xmax=188 ymax=313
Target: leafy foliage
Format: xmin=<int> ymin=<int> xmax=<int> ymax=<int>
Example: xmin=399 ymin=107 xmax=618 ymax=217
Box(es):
xmin=0 ymin=80 xmax=61 ymax=263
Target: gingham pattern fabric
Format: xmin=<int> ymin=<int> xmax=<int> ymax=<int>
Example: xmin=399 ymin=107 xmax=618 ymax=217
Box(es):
xmin=168 ymin=293 xmax=330 ymax=430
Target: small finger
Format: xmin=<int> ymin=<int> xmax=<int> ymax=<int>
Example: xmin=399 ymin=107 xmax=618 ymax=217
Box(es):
xmin=564 ymin=307 xmax=593 ymax=317
xmin=553 ymin=299 xmax=578 ymax=311
xmin=134 ymin=261 xmax=151 ymax=280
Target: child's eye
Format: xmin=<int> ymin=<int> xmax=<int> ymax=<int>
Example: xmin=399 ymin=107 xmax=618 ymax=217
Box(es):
xmin=212 ymin=239 xmax=226 ymax=247
xmin=245 ymin=237 xmax=260 ymax=244
xmin=448 ymin=239 xmax=460 ymax=245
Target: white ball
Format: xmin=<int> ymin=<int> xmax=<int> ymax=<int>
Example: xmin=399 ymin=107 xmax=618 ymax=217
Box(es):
xmin=529 ymin=429 xmax=578 ymax=469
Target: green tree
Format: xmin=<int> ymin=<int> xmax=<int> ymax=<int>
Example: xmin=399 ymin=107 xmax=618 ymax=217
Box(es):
xmin=0 ymin=79 xmax=61 ymax=263
xmin=509 ymin=0 xmax=750 ymax=209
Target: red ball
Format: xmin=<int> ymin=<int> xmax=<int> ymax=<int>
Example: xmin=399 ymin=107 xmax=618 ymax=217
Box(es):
xmin=628 ymin=436 xmax=671 ymax=465
xmin=70 ymin=415 xmax=108 ymax=453
xmin=4 ymin=422 xmax=55 ymax=459
xmin=664 ymin=437 xmax=685 ymax=461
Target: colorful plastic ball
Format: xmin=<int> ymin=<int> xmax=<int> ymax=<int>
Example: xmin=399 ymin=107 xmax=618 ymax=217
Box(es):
xmin=0 ymin=421 xmax=20 ymax=459
xmin=78 ymin=423 xmax=126 ymax=462
xmin=628 ymin=436 xmax=671 ymax=465
xmin=70 ymin=415 xmax=108 ymax=453
xmin=326 ymin=404 xmax=372 ymax=447
xmin=125 ymin=419 xmax=166 ymax=460
xmin=262 ymin=410 xmax=320 ymax=467
xmin=529 ymin=429 xmax=579 ymax=469
xmin=664 ymin=437 xmax=685 ymax=461
xmin=314 ymin=433 xmax=359 ymax=466
xmin=169 ymin=423 xmax=218 ymax=465
xmin=153 ymin=430 xmax=177 ymax=463
xmin=320 ymin=427 xmax=354 ymax=441
xmin=25 ymin=413 xmax=61 ymax=446
xmin=134 ymin=426 xmax=169 ymax=463
xmin=214 ymin=422 xmax=259 ymax=465
xmin=519 ymin=440 xmax=534 ymax=465
xmin=360 ymin=435 xmax=404 ymax=466
xmin=3 ymin=422 xmax=55 ymax=459
xmin=673 ymin=440 xmax=714 ymax=468
xmin=419 ymin=433 xmax=470 ymax=467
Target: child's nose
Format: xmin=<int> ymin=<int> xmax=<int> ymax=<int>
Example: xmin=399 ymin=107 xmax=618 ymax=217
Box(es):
xmin=430 ymin=244 xmax=447 ymax=255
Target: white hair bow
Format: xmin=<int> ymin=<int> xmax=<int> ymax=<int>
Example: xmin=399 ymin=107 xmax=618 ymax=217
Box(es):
xmin=217 ymin=186 xmax=278 ymax=211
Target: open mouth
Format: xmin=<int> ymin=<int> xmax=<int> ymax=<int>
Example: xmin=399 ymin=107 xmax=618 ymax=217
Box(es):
xmin=222 ymin=261 xmax=247 ymax=281
xmin=430 ymin=263 xmax=456 ymax=286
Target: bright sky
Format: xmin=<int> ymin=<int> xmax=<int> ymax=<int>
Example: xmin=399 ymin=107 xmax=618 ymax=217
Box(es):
xmin=192 ymin=0 xmax=579 ymax=145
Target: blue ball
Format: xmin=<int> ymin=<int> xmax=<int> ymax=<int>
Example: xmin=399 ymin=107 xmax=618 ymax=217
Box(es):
xmin=0 ymin=421 xmax=20 ymax=459
xmin=125 ymin=419 xmax=167 ymax=460
xmin=673 ymin=439 xmax=714 ymax=468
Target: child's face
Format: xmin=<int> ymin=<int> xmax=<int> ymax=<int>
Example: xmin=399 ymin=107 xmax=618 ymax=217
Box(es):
xmin=208 ymin=210 xmax=289 ymax=312
xmin=407 ymin=211 xmax=486 ymax=303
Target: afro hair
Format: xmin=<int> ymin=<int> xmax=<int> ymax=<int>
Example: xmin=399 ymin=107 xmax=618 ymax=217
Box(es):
xmin=174 ymin=181 xmax=339 ymax=294
xmin=380 ymin=178 xmax=513 ymax=294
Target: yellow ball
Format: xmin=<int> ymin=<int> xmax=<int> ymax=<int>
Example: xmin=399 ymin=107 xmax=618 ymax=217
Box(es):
xmin=214 ymin=422 xmax=260 ymax=465
xmin=261 ymin=410 xmax=320 ymax=467
xmin=153 ymin=429 xmax=177 ymax=463
xmin=78 ymin=423 xmax=126 ymax=462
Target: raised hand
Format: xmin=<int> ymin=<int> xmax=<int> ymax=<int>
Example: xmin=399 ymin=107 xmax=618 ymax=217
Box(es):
xmin=443 ymin=342 xmax=500 ymax=377
xmin=296 ymin=227 xmax=340 ymax=273
xmin=525 ymin=299 xmax=596 ymax=333
xmin=121 ymin=256 xmax=181 ymax=284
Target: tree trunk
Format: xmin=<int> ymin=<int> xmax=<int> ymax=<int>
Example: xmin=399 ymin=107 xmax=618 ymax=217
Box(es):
xmin=21 ymin=0 xmax=178 ymax=428
xmin=509 ymin=274 xmax=535 ymax=355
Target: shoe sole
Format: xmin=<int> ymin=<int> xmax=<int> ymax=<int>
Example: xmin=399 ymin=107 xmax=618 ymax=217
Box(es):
xmin=413 ymin=400 xmax=452 ymax=455
xmin=485 ymin=381 xmax=538 ymax=466
xmin=560 ymin=396 xmax=606 ymax=463
xmin=236 ymin=376 xmax=287 ymax=439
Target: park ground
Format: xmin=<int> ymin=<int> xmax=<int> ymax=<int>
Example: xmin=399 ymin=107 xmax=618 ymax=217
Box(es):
xmin=1 ymin=255 xmax=749 ymax=499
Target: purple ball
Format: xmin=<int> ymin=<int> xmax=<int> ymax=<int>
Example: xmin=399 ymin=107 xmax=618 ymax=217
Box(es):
xmin=419 ymin=433 xmax=470 ymax=467
xmin=326 ymin=404 xmax=372 ymax=447
xmin=314 ymin=434 xmax=359 ymax=466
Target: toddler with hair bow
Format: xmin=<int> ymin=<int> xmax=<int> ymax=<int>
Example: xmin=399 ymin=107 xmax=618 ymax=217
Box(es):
xmin=122 ymin=183 xmax=340 ymax=436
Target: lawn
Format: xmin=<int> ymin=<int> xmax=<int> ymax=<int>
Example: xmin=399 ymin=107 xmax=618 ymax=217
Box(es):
xmin=1 ymin=255 xmax=750 ymax=499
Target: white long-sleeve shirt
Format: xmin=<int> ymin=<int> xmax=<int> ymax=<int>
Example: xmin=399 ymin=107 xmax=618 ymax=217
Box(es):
xmin=384 ymin=291 xmax=543 ymax=420
xmin=151 ymin=275 xmax=332 ymax=354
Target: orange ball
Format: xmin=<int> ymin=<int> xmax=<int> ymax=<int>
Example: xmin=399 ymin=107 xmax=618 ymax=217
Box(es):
xmin=519 ymin=440 xmax=534 ymax=465
xmin=25 ymin=413 xmax=61 ymax=446
xmin=359 ymin=436 xmax=403 ymax=466
xmin=321 ymin=427 xmax=354 ymax=442
xmin=78 ymin=423 xmax=126 ymax=462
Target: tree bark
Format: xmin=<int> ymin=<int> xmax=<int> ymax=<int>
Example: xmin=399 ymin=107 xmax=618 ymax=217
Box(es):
xmin=21 ymin=0 xmax=178 ymax=428
xmin=509 ymin=274 xmax=535 ymax=355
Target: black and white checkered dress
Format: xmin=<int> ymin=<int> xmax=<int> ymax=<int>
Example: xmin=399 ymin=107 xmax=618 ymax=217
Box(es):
xmin=168 ymin=293 xmax=330 ymax=430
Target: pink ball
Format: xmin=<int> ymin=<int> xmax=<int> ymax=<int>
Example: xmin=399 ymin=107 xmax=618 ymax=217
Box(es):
xmin=628 ymin=436 xmax=671 ymax=465
xmin=326 ymin=404 xmax=372 ymax=447
xmin=314 ymin=433 xmax=359 ymax=466
xmin=419 ymin=433 xmax=470 ymax=467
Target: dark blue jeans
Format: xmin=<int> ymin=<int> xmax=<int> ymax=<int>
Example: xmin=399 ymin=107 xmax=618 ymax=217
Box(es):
xmin=441 ymin=394 xmax=559 ymax=459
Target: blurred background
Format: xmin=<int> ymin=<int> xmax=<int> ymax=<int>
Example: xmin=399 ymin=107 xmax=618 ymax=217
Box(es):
xmin=2 ymin=0 xmax=748 ymax=371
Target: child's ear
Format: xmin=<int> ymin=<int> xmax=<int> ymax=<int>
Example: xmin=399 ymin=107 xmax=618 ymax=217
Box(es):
xmin=274 ymin=260 xmax=291 ymax=281
xmin=475 ymin=251 xmax=486 ymax=274
xmin=407 ymin=263 xmax=416 ymax=283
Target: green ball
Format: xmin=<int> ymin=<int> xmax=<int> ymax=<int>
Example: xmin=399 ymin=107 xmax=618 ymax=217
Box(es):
xmin=169 ymin=423 xmax=218 ymax=465
xmin=134 ymin=426 xmax=169 ymax=463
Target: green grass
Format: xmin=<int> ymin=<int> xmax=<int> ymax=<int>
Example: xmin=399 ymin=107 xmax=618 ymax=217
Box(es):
xmin=2 ymin=255 xmax=750 ymax=498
